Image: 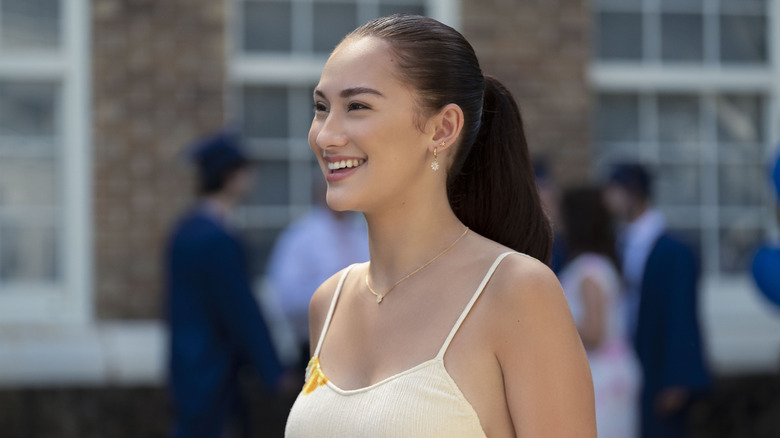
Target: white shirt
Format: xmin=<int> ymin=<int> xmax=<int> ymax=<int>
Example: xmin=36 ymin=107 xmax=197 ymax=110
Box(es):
xmin=267 ymin=207 xmax=369 ymax=342
xmin=619 ymin=208 xmax=666 ymax=337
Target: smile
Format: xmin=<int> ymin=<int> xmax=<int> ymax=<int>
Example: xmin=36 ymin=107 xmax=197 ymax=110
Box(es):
xmin=327 ymin=159 xmax=366 ymax=171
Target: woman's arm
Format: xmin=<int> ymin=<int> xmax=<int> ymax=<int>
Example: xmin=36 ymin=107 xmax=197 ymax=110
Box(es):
xmin=492 ymin=256 xmax=596 ymax=437
xmin=578 ymin=276 xmax=608 ymax=350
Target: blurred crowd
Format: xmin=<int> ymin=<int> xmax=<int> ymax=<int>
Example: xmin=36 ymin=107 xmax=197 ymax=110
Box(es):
xmin=163 ymin=128 xmax=779 ymax=438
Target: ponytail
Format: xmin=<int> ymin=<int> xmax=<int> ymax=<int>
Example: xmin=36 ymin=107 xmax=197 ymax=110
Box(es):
xmin=348 ymin=15 xmax=552 ymax=263
xmin=447 ymin=76 xmax=552 ymax=263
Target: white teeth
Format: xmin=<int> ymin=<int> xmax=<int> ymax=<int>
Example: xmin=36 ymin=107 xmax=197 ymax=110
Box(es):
xmin=327 ymin=159 xmax=365 ymax=170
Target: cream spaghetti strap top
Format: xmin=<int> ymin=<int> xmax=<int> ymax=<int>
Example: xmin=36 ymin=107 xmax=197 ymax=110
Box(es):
xmin=285 ymin=252 xmax=518 ymax=438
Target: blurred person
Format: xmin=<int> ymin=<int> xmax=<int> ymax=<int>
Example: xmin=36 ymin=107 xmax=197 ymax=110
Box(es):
xmin=559 ymin=186 xmax=641 ymax=438
xmin=285 ymin=14 xmax=595 ymax=438
xmin=752 ymin=148 xmax=780 ymax=307
xmin=534 ymin=159 xmax=568 ymax=274
xmin=165 ymin=130 xmax=287 ymax=438
xmin=267 ymin=179 xmax=369 ymax=376
xmin=604 ymin=163 xmax=710 ymax=438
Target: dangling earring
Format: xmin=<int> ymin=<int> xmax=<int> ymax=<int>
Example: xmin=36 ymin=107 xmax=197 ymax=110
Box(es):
xmin=431 ymin=142 xmax=443 ymax=171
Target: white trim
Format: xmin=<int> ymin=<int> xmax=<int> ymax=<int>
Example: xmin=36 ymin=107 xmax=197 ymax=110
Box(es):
xmin=701 ymin=274 xmax=780 ymax=374
xmin=0 ymin=56 xmax=66 ymax=79
xmin=0 ymin=321 xmax=166 ymax=387
xmin=0 ymin=0 xmax=91 ymax=324
xmin=429 ymin=0 xmax=460 ymax=29
xmin=590 ymin=65 xmax=776 ymax=92
xmin=231 ymin=56 xmax=327 ymax=84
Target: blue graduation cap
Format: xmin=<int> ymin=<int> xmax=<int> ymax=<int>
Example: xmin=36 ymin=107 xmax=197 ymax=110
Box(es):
xmin=189 ymin=129 xmax=249 ymax=182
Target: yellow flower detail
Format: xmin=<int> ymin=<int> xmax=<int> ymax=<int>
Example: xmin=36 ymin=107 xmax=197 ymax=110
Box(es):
xmin=302 ymin=356 xmax=328 ymax=395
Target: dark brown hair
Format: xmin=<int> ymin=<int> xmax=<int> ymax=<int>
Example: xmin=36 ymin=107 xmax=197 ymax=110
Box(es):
xmin=346 ymin=14 xmax=552 ymax=262
xmin=561 ymin=186 xmax=619 ymax=269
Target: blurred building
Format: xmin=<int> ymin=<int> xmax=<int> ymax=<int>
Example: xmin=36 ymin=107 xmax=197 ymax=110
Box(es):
xmin=0 ymin=0 xmax=778 ymax=436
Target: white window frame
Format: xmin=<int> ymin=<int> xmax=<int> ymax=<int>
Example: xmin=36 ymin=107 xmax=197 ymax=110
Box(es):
xmin=590 ymin=0 xmax=780 ymax=373
xmin=0 ymin=0 xmax=92 ymax=325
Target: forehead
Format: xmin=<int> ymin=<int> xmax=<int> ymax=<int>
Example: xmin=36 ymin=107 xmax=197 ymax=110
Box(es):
xmin=316 ymin=36 xmax=403 ymax=96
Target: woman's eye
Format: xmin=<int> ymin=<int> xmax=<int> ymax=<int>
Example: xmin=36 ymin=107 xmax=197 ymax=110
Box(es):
xmin=313 ymin=102 xmax=328 ymax=113
xmin=347 ymin=102 xmax=369 ymax=111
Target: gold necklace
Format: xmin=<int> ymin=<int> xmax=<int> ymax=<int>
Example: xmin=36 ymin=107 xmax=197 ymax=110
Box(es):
xmin=365 ymin=227 xmax=469 ymax=304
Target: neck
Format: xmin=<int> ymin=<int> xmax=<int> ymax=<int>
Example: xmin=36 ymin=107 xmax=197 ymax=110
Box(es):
xmin=628 ymin=201 xmax=650 ymax=223
xmin=363 ymin=188 xmax=465 ymax=291
xmin=204 ymin=193 xmax=237 ymax=219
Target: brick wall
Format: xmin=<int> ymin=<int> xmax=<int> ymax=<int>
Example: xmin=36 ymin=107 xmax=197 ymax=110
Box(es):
xmin=461 ymin=0 xmax=591 ymax=186
xmin=92 ymin=0 xmax=228 ymax=318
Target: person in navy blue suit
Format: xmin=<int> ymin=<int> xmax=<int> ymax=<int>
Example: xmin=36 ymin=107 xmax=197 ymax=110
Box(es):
xmin=752 ymin=150 xmax=780 ymax=308
xmin=166 ymin=130 xmax=286 ymax=438
xmin=604 ymin=164 xmax=710 ymax=438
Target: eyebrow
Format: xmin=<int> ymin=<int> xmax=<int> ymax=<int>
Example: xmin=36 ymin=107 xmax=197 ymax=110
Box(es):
xmin=314 ymin=87 xmax=385 ymax=99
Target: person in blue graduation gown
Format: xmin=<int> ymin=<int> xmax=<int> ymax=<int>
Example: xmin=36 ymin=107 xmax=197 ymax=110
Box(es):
xmin=166 ymin=130 xmax=286 ymax=438
xmin=605 ymin=163 xmax=711 ymax=438
xmin=752 ymin=150 xmax=780 ymax=308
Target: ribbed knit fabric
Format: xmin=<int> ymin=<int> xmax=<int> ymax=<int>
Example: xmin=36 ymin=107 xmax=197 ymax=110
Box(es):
xmin=285 ymin=252 xmax=518 ymax=438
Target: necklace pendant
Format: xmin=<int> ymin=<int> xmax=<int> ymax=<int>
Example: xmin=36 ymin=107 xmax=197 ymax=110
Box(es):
xmin=376 ymin=294 xmax=384 ymax=304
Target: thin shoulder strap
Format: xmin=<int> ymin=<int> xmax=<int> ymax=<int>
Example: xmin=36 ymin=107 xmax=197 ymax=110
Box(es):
xmin=313 ymin=264 xmax=356 ymax=357
xmin=436 ymin=251 xmax=520 ymax=359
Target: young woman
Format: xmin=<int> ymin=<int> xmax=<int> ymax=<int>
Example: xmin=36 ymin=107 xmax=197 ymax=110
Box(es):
xmin=558 ymin=187 xmax=642 ymax=438
xmin=285 ymin=14 xmax=595 ymax=438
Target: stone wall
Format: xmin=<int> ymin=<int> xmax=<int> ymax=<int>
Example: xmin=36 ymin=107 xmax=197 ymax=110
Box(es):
xmin=461 ymin=0 xmax=591 ymax=186
xmin=92 ymin=0 xmax=228 ymax=318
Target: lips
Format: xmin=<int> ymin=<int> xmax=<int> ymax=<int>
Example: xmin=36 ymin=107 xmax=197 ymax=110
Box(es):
xmin=323 ymin=156 xmax=366 ymax=182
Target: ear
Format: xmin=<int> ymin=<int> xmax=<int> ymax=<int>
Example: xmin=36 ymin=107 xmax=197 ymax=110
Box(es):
xmin=428 ymin=103 xmax=464 ymax=154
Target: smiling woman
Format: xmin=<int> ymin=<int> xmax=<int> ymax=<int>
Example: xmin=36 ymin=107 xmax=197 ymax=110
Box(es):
xmin=285 ymin=14 xmax=596 ymax=438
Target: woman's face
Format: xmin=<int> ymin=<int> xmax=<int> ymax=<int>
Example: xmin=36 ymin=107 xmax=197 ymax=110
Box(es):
xmin=309 ymin=36 xmax=434 ymax=213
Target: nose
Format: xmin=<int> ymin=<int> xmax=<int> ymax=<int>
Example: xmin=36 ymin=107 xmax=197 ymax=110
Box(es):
xmin=311 ymin=111 xmax=348 ymax=151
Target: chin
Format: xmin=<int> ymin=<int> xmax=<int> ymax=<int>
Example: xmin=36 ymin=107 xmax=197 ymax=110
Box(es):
xmin=325 ymin=185 xmax=362 ymax=213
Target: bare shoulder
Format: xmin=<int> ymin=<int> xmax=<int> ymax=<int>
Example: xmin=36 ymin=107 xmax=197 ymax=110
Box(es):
xmin=487 ymin=252 xmax=566 ymax=308
xmin=480 ymin=252 xmax=596 ymax=436
xmin=308 ymin=264 xmax=362 ymax=354
xmin=480 ymin=252 xmax=580 ymax=353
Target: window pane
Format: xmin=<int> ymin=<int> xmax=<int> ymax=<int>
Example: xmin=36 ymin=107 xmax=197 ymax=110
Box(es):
xmin=247 ymin=160 xmax=289 ymax=206
xmin=720 ymin=0 xmax=766 ymax=14
xmin=0 ymin=0 xmax=60 ymax=51
xmin=655 ymin=165 xmax=699 ymax=205
xmin=716 ymin=95 xmax=763 ymax=143
xmin=597 ymin=0 xmax=642 ymax=10
xmin=660 ymin=0 xmax=703 ymax=12
xmin=658 ymin=95 xmax=700 ymax=159
xmin=0 ymin=157 xmax=57 ymax=207
xmin=289 ymin=87 xmax=317 ymax=141
xmin=313 ymin=2 xmax=358 ymax=53
xmin=0 ymin=82 xmax=58 ymax=137
xmin=379 ymin=4 xmax=425 ymax=17
xmin=720 ymin=227 xmax=763 ymax=273
xmin=595 ymin=12 xmax=643 ymax=60
xmin=243 ymin=1 xmax=292 ymax=53
xmin=718 ymin=165 xmax=764 ymax=206
xmin=661 ymin=14 xmax=703 ymax=62
xmin=0 ymin=222 xmax=58 ymax=282
xmin=595 ymin=94 xmax=639 ymax=142
xmin=243 ymin=87 xmax=289 ymax=139
xmin=720 ymin=16 xmax=767 ymax=63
